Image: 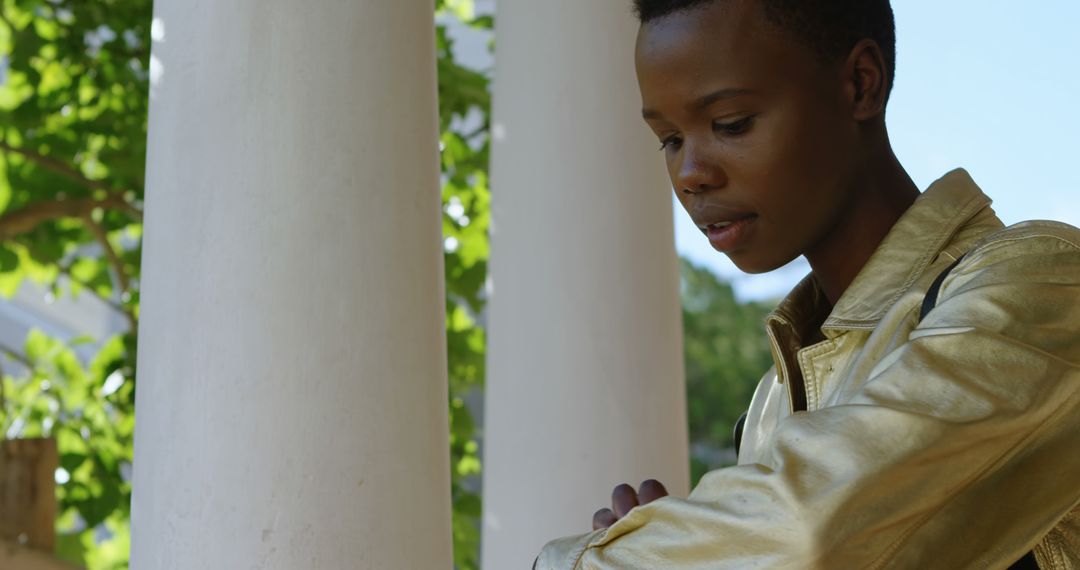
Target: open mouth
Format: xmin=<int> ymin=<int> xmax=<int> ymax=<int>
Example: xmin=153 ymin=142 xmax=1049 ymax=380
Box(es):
xmin=700 ymin=220 xmax=735 ymax=233
xmin=699 ymin=215 xmax=758 ymax=252
xmin=697 ymin=214 xmax=757 ymax=236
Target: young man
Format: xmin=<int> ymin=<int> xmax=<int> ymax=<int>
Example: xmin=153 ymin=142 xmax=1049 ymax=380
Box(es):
xmin=535 ymin=0 xmax=1079 ymax=568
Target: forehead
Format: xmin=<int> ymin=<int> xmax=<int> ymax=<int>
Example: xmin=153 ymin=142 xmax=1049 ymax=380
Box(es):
xmin=634 ymin=0 xmax=817 ymax=109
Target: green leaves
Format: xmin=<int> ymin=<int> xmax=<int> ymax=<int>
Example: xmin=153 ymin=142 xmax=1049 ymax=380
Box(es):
xmin=0 ymin=329 xmax=134 ymax=568
xmin=2 ymin=1 xmax=491 ymax=569
xmin=680 ymin=259 xmax=776 ymax=485
xmin=436 ymin=3 xmax=492 ymax=568
xmin=0 ymin=3 xmax=147 ymax=567
xmin=0 ymin=243 xmax=17 ymax=270
xmin=0 ymin=0 xmax=776 ymax=566
xmin=0 ymin=2 xmax=777 ymax=567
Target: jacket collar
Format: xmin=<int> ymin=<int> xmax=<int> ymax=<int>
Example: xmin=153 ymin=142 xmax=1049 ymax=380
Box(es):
xmin=769 ymin=168 xmax=994 ymax=339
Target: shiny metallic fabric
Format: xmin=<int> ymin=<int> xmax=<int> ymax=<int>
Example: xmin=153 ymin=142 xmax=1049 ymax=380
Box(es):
xmin=537 ymin=170 xmax=1080 ymax=569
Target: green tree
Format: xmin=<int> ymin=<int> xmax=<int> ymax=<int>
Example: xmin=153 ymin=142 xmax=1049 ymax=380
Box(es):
xmin=0 ymin=0 xmax=492 ymax=567
xmin=2 ymin=0 xmax=775 ymax=564
xmin=679 ymin=258 xmax=775 ymax=485
xmin=434 ymin=2 xmax=492 ymax=569
xmin=0 ymin=0 xmax=148 ymax=566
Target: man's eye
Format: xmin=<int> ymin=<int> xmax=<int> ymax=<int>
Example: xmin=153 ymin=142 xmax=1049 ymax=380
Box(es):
xmin=659 ymin=135 xmax=682 ymax=151
xmin=714 ymin=116 xmax=754 ymax=136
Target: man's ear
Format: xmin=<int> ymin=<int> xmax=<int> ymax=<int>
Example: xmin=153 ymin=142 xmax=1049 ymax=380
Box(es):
xmin=844 ymin=39 xmax=889 ymax=120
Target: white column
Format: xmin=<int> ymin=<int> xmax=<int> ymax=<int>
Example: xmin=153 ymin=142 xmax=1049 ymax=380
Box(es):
xmin=482 ymin=1 xmax=690 ymax=567
xmin=131 ymin=2 xmax=452 ymax=568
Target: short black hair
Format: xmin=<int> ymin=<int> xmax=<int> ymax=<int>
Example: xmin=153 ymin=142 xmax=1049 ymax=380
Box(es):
xmin=634 ymin=0 xmax=897 ymax=99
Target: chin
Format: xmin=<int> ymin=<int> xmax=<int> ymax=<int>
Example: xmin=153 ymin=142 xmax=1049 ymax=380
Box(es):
xmin=725 ymin=250 xmax=795 ymax=275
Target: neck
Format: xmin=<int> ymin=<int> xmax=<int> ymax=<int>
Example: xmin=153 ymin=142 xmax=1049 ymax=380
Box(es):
xmin=805 ymin=146 xmax=920 ymax=306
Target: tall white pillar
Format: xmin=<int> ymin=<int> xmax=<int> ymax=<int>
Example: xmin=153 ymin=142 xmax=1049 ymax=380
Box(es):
xmin=482 ymin=1 xmax=690 ymax=567
xmin=130 ymin=2 xmax=452 ymax=568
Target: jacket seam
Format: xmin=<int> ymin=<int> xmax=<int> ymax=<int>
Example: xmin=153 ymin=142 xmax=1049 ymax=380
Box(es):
xmin=964 ymin=232 xmax=1080 ymax=261
xmin=798 ymin=341 xmax=840 ymax=411
xmin=825 ymin=191 xmax=988 ymax=329
xmin=948 ymin=328 xmax=1080 ymax=368
xmin=927 ymin=231 xmax=1080 ymax=344
xmin=570 ymin=529 xmax=606 ymax=569
xmin=1034 ymin=531 xmax=1061 ymax=570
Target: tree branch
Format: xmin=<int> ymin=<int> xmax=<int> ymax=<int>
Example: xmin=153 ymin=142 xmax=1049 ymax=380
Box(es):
xmin=0 ymin=342 xmax=32 ymax=368
xmin=0 ymin=141 xmax=143 ymax=222
xmin=83 ymin=217 xmax=129 ymax=294
xmin=82 ymin=216 xmax=138 ymax=332
xmin=54 ymin=260 xmax=131 ymax=318
xmin=0 ymin=196 xmax=137 ymax=241
xmin=29 ymin=243 xmax=137 ymax=335
xmin=0 ymin=360 xmax=5 ymax=429
xmin=0 ymin=6 xmax=13 ymax=33
xmin=0 ymin=205 xmax=140 ymax=332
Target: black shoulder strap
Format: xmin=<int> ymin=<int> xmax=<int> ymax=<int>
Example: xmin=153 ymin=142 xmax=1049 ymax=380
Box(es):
xmin=733 ymin=255 xmax=966 ymax=461
xmin=728 ymin=256 xmax=1041 ymax=567
xmin=919 ymin=255 xmax=966 ymax=323
xmin=918 ymin=253 xmax=1042 ymax=569
xmin=733 ymin=411 xmax=748 ymax=459
xmin=1009 ymin=551 xmax=1041 ymax=569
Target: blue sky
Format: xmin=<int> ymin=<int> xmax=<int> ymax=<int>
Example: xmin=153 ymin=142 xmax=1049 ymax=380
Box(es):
xmin=676 ymin=0 xmax=1080 ymax=301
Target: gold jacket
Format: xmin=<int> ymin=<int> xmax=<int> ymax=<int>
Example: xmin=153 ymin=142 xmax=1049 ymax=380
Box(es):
xmin=537 ymin=170 xmax=1080 ymax=569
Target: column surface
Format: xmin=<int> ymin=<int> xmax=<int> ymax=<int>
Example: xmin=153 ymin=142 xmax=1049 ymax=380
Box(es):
xmin=482 ymin=1 xmax=690 ymax=567
xmin=130 ymin=1 xmax=452 ymax=568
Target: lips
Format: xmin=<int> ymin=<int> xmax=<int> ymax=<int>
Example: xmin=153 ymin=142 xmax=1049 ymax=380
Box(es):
xmin=696 ymin=213 xmax=758 ymax=252
xmin=699 ymin=219 xmax=737 ymax=232
xmin=694 ymin=213 xmax=757 ymax=236
xmin=688 ymin=201 xmax=758 ymax=251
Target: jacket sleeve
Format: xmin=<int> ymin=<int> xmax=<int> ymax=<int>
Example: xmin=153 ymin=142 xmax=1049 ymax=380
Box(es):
xmin=536 ymin=231 xmax=1080 ymax=569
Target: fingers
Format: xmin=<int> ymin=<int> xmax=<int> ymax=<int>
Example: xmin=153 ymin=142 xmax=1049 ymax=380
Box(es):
xmin=592 ymin=508 xmax=617 ymax=530
xmin=593 ymin=480 xmax=668 ymax=531
xmin=611 ymin=483 xmax=639 ymax=519
xmin=637 ymin=479 xmax=669 ymax=505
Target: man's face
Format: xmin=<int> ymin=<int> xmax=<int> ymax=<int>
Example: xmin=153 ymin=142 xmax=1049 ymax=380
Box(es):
xmin=636 ymin=0 xmax=861 ymax=273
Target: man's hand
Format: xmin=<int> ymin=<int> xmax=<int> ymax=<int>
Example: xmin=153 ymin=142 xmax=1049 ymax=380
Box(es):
xmin=591 ymin=479 xmax=669 ymax=530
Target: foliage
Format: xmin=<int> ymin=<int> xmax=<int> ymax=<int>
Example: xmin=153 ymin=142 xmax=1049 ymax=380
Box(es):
xmin=0 ymin=0 xmax=770 ymax=565
xmin=434 ymin=1 xmax=492 ymax=569
xmin=0 ymin=0 xmax=493 ymax=569
xmin=0 ymin=0 xmax=147 ymax=566
xmin=2 ymin=332 xmax=133 ymax=569
xmin=679 ymin=258 xmax=775 ymax=486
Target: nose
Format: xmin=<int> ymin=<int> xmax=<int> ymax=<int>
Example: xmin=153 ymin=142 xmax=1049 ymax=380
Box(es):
xmin=675 ymin=141 xmax=727 ymax=195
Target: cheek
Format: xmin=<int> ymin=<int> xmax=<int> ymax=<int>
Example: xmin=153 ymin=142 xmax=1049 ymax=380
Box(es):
xmin=754 ymin=110 xmax=850 ymax=222
xmin=792 ymin=88 xmax=857 ymax=189
xmin=672 ymin=186 xmax=693 ymax=218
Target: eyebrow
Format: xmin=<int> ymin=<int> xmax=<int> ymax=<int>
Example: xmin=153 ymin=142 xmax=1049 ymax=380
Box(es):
xmin=641 ymin=88 xmax=755 ymax=120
